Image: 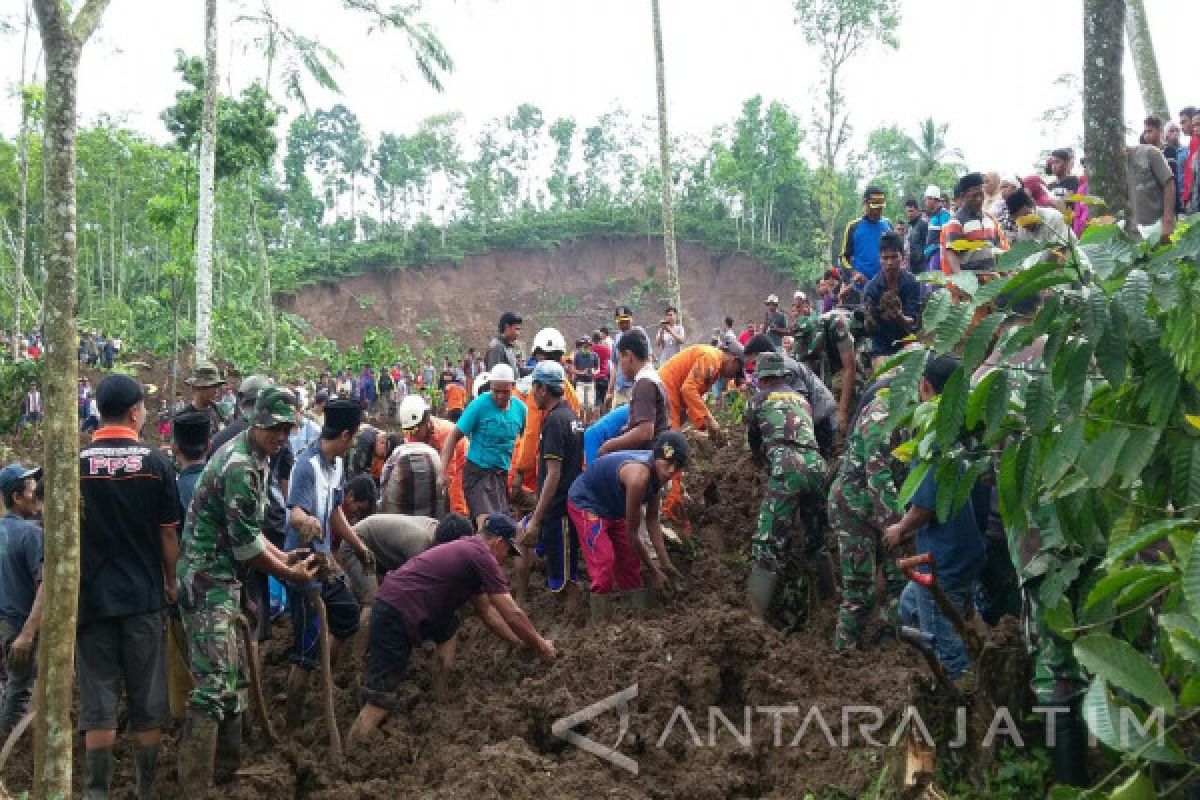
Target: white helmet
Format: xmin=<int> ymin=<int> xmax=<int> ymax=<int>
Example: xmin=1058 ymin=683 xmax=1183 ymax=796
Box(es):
xmin=531 ymin=327 xmax=567 ymax=356
xmin=472 ymin=372 xmax=490 ymax=397
xmin=398 ymin=394 xmax=429 ymax=430
xmin=489 ymin=363 xmax=516 ymax=383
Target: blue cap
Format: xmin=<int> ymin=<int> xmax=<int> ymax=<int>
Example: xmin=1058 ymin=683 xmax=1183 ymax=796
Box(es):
xmin=530 ymin=360 xmax=565 ymax=388
xmin=0 ymin=462 xmax=41 ymax=493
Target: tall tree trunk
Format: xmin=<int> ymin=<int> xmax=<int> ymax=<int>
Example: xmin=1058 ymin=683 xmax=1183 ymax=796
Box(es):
xmin=30 ymin=2 xmax=111 ymax=796
xmin=250 ymin=190 xmax=277 ymax=367
xmin=1083 ymin=0 xmax=1130 ymax=220
xmin=194 ymin=0 xmax=219 ymax=362
xmin=1125 ymin=0 xmax=1168 ymax=121
xmin=650 ymin=0 xmax=681 ymax=318
xmin=13 ymin=3 xmax=34 ymax=359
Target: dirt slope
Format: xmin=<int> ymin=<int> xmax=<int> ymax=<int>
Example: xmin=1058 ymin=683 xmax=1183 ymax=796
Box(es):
xmin=277 ymin=236 xmax=798 ymax=351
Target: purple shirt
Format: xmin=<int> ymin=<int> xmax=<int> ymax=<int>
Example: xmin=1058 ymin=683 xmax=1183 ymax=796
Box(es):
xmin=375 ymin=536 xmax=509 ymax=643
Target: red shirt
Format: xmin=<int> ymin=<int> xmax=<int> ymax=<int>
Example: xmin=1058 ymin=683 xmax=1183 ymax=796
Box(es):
xmin=590 ymin=343 xmax=611 ymax=379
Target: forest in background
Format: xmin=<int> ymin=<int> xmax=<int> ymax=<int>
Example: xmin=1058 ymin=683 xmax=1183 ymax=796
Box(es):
xmin=0 ymin=56 xmax=966 ymax=372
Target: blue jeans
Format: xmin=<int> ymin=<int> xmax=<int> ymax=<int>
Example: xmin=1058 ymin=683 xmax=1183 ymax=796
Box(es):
xmin=0 ymin=618 xmax=35 ymax=734
xmin=899 ymin=580 xmax=972 ymax=679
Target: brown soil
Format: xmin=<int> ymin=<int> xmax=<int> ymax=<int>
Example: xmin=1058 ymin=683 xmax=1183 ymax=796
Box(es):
xmin=276 ymin=236 xmax=799 ymax=351
xmin=2 ymin=431 xmax=926 ymax=799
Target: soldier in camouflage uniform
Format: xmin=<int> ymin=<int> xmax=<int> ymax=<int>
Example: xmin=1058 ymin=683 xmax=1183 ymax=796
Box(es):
xmin=829 ymin=381 xmax=910 ymax=651
xmin=175 ymin=387 xmax=319 ymax=794
xmin=744 ymin=352 xmax=833 ymax=620
xmin=810 ymin=304 xmax=868 ymax=431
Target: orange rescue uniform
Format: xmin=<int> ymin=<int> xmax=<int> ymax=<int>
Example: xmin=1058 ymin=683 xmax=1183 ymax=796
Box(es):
xmin=410 ymin=416 xmax=468 ymax=516
xmin=510 ymin=378 xmax=581 ymax=495
xmin=444 ymin=382 xmax=467 ymax=414
xmin=656 ymin=345 xmax=725 ymax=529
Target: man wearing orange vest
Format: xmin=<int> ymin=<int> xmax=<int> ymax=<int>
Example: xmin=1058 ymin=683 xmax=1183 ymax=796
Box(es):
xmin=510 ymin=328 xmax=581 ymax=500
xmin=656 ymin=341 xmax=745 ymax=528
xmin=398 ymin=395 xmax=468 ymax=516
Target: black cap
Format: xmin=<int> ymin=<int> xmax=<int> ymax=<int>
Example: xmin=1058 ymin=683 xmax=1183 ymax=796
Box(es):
xmin=1050 ymin=147 xmax=1074 ymax=161
xmin=95 ymin=373 xmax=144 ymax=419
xmin=324 ymin=399 xmax=363 ymax=435
xmin=498 ymin=311 xmax=523 ymax=331
xmin=172 ymin=411 xmax=211 ymax=449
xmin=923 ymin=355 xmax=960 ymax=394
xmin=614 ymin=305 xmax=633 ymax=319
xmin=481 ymin=513 xmax=521 ymax=556
xmin=653 ymin=431 xmax=689 ymax=468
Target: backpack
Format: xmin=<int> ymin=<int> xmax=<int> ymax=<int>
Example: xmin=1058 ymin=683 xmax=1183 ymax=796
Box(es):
xmin=379 ymin=442 xmax=446 ymax=518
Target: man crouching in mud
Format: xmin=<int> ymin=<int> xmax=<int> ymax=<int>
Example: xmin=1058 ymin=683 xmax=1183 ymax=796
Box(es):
xmin=347 ymin=514 xmax=556 ymax=743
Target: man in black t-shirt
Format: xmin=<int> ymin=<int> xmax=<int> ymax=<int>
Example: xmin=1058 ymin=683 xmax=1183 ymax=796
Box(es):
xmin=79 ymin=374 xmax=180 ymax=799
xmin=514 ymin=362 xmax=585 ymax=608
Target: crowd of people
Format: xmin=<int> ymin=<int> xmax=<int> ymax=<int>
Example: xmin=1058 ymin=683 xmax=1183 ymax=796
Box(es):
xmin=5 ymin=118 xmax=1196 ymax=794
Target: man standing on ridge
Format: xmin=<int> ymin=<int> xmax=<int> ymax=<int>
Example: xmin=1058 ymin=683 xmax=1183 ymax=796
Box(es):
xmin=184 ymin=363 xmax=229 ymax=437
xmin=841 ymin=186 xmax=892 ymax=282
xmin=604 ymin=306 xmax=651 ymax=409
xmin=485 ymin=312 xmax=525 ymax=375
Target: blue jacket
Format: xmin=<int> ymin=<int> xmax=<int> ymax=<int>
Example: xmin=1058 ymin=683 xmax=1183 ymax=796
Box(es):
xmin=841 ymin=216 xmax=892 ymax=281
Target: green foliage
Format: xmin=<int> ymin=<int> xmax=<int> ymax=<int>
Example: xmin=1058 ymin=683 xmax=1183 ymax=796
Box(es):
xmin=887 ymin=213 xmax=1200 ymax=798
xmin=0 ymin=356 xmax=42 ymax=433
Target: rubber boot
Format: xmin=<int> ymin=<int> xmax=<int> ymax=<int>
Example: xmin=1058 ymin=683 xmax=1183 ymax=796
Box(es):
xmin=133 ymin=744 xmax=160 ymax=800
xmin=83 ymin=747 xmax=114 ymax=800
xmin=284 ymin=667 xmax=309 ymax=731
xmin=747 ymin=567 xmax=779 ymax=621
xmin=811 ymin=553 xmax=837 ymax=603
xmin=177 ymin=711 xmax=218 ymax=798
xmin=588 ymin=592 xmax=611 ymax=625
xmin=1049 ymin=699 xmax=1088 ymax=787
xmin=214 ymin=713 xmax=243 ymax=784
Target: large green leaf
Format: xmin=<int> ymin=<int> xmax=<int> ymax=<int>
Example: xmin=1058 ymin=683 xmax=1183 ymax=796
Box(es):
xmin=1102 ymin=519 xmax=1194 ymax=568
xmin=1078 ymin=428 xmax=1130 ymax=488
xmin=921 ymin=288 xmax=952 ymax=331
xmin=1095 ymin=302 xmax=1128 ymax=387
xmin=934 ymin=459 xmax=959 ymax=523
xmin=983 ymin=368 xmax=1011 ymax=441
xmin=932 ymin=304 xmax=972 ymax=353
xmin=934 ymin=368 xmax=967 ymax=449
xmin=1080 ymin=239 xmax=1137 ymax=282
xmin=1159 ymin=613 xmax=1200 ymax=667
xmin=965 ymin=369 xmax=1000 ymax=430
xmin=898 ymin=459 xmax=930 ymax=507
xmin=1074 ymin=633 xmax=1176 ymax=712
xmin=996 ymin=239 xmax=1049 ymax=268
xmin=997 ymin=438 xmax=1029 ymax=535
xmin=960 ymin=312 xmax=1004 ymax=375
xmin=1085 ymin=566 xmax=1173 ymax=610
xmin=1112 ymin=428 xmax=1161 ymax=488
xmin=1082 ymin=677 xmax=1182 ymax=763
xmin=1061 ymin=341 xmax=1093 ymax=414
xmin=1108 ymin=771 xmax=1157 ymax=800
xmin=950 ymin=458 xmax=991 ymax=520
xmin=1081 ymin=285 xmax=1110 ymax=342
xmin=1171 ymin=438 xmax=1200 ymax=511
xmin=1187 ymin=534 xmax=1200 ymax=618
xmin=1024 ymin=375 xmax=1054 ymax=434
xmin=995 ymin=258 xmax=1063 ymax=300
xmin=1043 ymin=418 xmax=1085 ymax=486
xmin=1136 ymin=349 xmax=1180 ymax=426
xmin=1120 ymin=269 xmax=1151 ymax=321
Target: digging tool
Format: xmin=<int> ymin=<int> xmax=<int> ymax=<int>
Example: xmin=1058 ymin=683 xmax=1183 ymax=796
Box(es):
xmin=897 ymin=553 xmax=984 ymax=661
xmin=897 ymin=625 xmax=952 ymax=691
xmin=233 ymin=612 xmax=277 ymax=744
xmin=166 ymin=605 xmax=195 ymax=722
xmin=307 ymin=585 xmax=342 ymax=764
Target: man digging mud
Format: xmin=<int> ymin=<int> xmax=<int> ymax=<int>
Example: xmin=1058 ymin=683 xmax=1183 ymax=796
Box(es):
xmin=175 ymin=387 xmax=320 ymax=794
xmin=346 ymin=514 xmax=555 ymax=744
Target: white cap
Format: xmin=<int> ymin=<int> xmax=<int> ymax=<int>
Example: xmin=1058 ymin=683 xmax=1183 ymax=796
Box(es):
xmin=398 ymin=394 xmax=429 ymax=430
xmin=924 ymin=185 xmax=943 ymax=200
xmin=489 ymin=363 xmax=516 ymax=383
xmin=793 ymin=291 xmax=807 ymax=301
xmin=765 ymin=294 xmax=780 ymax=304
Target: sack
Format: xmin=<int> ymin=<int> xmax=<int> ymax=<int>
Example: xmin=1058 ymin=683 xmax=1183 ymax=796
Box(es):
xmin=380 ymin=443 xmax=446 ymax=518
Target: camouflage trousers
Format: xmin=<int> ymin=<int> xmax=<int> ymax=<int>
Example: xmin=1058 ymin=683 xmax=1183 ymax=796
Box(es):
xmin=752 ymin=447 xmax=827 ymax=574
xmin=180 ymin=581 xmax=247 ymax=721
xmin=830 ymin=489 xmax=907 ymax=651
xmin=1025 ymin=580 xmax=1086 ymax=704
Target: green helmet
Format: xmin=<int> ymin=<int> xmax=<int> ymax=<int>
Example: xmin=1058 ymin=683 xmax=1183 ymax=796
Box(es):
xmin=755 ymin=352 xmax=789 ymax=380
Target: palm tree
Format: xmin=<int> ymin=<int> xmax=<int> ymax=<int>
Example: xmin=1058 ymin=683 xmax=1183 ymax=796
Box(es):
xmin=907 ymin=117 xmax=963 ymax=178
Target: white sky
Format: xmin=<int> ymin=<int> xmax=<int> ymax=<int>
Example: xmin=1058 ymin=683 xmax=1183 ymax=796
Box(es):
xmin=2 ymin=0 xmax=1197 ymax=179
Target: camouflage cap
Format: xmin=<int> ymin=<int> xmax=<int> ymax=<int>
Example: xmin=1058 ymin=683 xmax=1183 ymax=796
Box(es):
xmin=252 ymin=385 xmax=297 ymax=428
xmin=187 ymin=362 xmax=225 ymax=388
xmin=755 ymin=352 xmax=788 ymax=379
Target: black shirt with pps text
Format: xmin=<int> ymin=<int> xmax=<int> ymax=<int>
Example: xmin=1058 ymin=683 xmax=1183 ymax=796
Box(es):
xmin=538 ymin=402 xmax=585 ymax=515
xmin=79 ymin=427 xmax=180 ymax=625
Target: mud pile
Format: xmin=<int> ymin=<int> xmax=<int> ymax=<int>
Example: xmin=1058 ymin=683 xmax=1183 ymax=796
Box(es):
xmin=2 ymin=432 xmax=923 ymax=799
